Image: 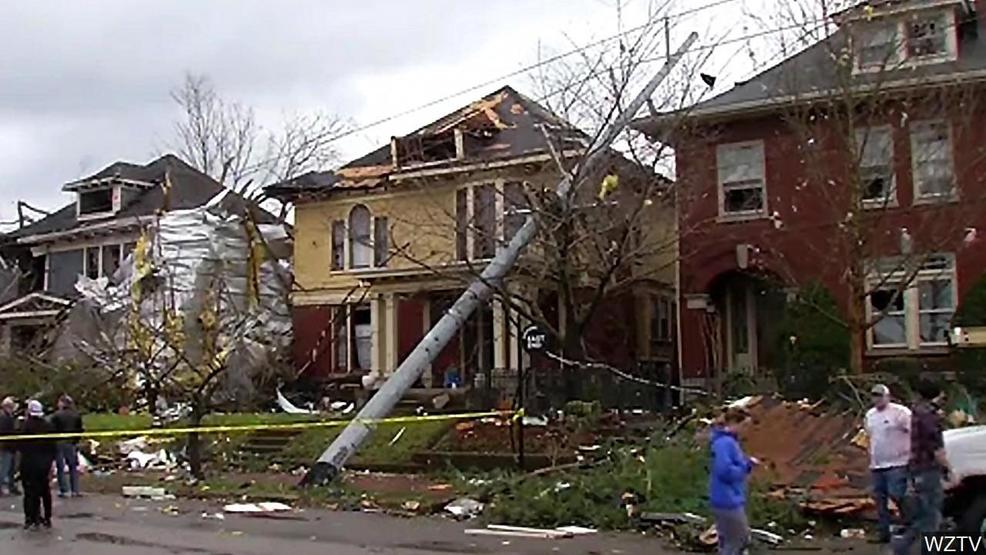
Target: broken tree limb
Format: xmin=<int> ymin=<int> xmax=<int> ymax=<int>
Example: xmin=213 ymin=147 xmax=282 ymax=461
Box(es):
xmin=300 ymin=32 xmax=699 ymax=486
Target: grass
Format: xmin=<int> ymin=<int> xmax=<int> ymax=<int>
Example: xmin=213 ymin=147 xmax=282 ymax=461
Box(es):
xmin=82 ymin=411 xmax=451 ymax=469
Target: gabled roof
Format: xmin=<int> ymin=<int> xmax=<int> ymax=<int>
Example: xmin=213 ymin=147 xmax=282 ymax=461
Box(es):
xmin=267 ymin=85 xmax=586 ymax=198
xmin=0 ymin=292 xmax=71 ymax=321
xmin=8 ymin=154 xmax=276 ymax=243
xmin=636 ymin=0 xmax=986 ymax=127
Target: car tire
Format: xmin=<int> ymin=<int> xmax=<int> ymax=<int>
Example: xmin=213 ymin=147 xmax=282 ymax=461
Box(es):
xmin=959 ymin=494 xmax=986 ymax=536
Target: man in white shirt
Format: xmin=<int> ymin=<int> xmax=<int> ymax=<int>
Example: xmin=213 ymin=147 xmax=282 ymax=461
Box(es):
xmin=865 ymin=383 xmax=911 ymax=543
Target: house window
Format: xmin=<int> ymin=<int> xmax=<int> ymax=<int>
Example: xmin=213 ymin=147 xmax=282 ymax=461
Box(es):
xmin=455 ymin=189 xmax=468 ymax=261
xmin=503 ymin=181 xmax=530 ymax=242
xmin=331 ymin=220 xmax=345 ymax=271
xmin=102 ymin=244 xmax=122 ymax=278
xmin=856 ymin=20 xmax=900 ymax=69
xmin=717 ymin=141 xmax=766 ymax=218
xmin=867 ymin=254 xmax=956 ymax=350
xmin=910 ymin=120 xmax=954 ymax=201
xmin=373 ymin=217 xmax=389 ymax=267
xmin=84 ymin=247 xmax=100 ymax=279
xmin=650 ymin=295 xmax=673 ymax=353
xmin=856 ymin=126 xmax=895 ymax=205
xmin=332 ymin=304 xmax=372 ymax=372
xmin=473 ymin=184 xmax=496 ymax=259
xmin=78 ymin=188 xmax=114 ymax=216
xmin=348 ymin=205 xmax=372 ymax=269
xmin=907 ymin=12 xmax=948 ymax=59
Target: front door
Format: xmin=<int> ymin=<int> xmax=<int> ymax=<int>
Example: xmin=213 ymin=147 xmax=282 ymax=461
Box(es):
xmin=725 ymin=279 xmax=757 ymax=372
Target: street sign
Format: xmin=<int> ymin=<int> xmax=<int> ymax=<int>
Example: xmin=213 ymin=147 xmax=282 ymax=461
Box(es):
xmin=522 ymin=325 xmax=548 ymax=353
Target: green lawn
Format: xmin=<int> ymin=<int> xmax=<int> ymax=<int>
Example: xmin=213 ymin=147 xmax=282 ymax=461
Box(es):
xmin=82 ymin=412 xmax=450 ymax=468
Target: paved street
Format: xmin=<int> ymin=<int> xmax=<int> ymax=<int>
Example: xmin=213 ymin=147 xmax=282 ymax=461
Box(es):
xmin=0 ymin=493 xmax=668 ymax=554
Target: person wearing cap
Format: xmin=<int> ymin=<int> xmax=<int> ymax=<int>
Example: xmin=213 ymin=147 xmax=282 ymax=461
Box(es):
xmin=864 ymin=383 xmax=911 ymax=544
xmin=18 ymin=400 xmax=55 ymax=529
xmin=51 ymin=394 xmax=83 ymax=498
xmin=0 ymin=397 xmax=20 ymax=496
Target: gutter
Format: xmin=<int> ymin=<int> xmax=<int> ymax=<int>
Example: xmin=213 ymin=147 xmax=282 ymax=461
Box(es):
xmin=16 ymin=216 xmax=145 ymax=246
xmin=635 ymin=69 xmax=986 ymax=134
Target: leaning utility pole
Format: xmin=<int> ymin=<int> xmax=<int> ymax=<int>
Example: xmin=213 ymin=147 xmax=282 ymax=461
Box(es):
xmin=301 ymin=32 xmax=699 ymax=486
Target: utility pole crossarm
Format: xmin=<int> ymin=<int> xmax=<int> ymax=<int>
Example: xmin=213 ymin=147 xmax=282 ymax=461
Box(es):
xmin=301 ymin=31 xmax=699 ymax=486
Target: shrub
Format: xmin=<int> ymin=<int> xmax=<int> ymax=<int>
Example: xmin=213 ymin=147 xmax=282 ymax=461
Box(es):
xmin=772 ymin=283 xmax=849 ymax=399
xmin=0 ymin=357 xmax=131 ymax=411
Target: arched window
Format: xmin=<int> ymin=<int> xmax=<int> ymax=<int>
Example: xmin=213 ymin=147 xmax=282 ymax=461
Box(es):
xmin=349 ymin=205 xmax=372 ymax=269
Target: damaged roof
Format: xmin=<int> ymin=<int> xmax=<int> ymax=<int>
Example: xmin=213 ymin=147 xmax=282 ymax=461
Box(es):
xmin=636 ymin=0 xmax=986 ymax=126
xmin=267 ymin=85 xmax=586 ymax=197
xmin=8 ymin=154 xmax=275 ymax=242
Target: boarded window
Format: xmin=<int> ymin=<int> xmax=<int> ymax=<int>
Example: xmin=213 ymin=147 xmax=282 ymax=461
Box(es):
xmin=331 ymin=220 xmax=345 ymax=270
xmin=373 ymin=217 xmax=389 ymax=267
xmin=47 ymin=250 xmax=83 ymax=295
xmin=473 ymin=184 xmax=496 ymax=258
xmin=455 ymin=188 xmax=468 ymax=261
xmin=349 ymin=205 xmax=372 ymax=269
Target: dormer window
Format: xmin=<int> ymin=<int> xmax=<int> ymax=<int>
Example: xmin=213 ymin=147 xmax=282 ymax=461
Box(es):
xmin=852 ymin=8 xmax=958 ymax=72
xmin=906 ymin=12 xmax=948 ymax=59
xmin=857 ymin=21 xmax=900 ymax=69
xmin=76 ymin=186 xmax=121 ymax=220
xmin=79 ymin=189 xmax=114 ymax=216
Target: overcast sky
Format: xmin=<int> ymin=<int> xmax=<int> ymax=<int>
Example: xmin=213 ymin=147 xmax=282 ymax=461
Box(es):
xmin=0 ymin=0 xmax=786 ymax=224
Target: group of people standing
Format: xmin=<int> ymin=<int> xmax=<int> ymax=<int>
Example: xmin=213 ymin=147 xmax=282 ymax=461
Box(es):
xmin=707 ymin=379 xmax=951 ymax=555
xmin=0 ymin=395 xmax=85 ymax=529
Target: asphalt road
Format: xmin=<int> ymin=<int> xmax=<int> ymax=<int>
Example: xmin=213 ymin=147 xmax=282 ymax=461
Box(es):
xmin=0 ymin=493 xmax=666 ymax=554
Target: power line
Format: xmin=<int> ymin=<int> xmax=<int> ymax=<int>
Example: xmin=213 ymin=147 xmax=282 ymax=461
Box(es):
xmin=247 ymin=0 xmax=744 ymax=169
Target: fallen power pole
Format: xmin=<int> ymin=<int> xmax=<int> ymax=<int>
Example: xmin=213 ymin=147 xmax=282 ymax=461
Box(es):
xmin=301 ymin=32 xmax=699 ymax=486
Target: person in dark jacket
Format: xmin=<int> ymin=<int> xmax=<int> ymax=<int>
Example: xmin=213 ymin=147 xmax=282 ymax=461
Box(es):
xmin=0 ymin=397 xmax=19 ymax=496
xmin=709 ymin=408 xmax=759 ymax=555
xmin=51 ymin=395 xmax=83 ymax=497
xmin=19 ymin=400 xmax=55 ymax=529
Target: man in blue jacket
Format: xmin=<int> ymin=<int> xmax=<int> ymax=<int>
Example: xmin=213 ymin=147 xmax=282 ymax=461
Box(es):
xmin=709 ymin=408 xmax=758 ymax=555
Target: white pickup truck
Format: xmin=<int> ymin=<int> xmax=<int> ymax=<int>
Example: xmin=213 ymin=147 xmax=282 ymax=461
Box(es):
xmin=944 ymin=426 xmax=986 ymax=534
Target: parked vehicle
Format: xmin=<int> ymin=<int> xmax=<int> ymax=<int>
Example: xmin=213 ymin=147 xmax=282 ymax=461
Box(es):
xmin=944 ymin=426 xmax=986 ymax=534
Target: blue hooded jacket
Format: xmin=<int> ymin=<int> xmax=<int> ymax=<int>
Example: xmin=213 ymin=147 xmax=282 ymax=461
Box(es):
xmin=708 ymin=427 xmax=753 ymax=510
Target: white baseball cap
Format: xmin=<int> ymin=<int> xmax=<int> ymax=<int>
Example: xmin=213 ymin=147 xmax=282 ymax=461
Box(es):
xmin=871 ymin=384 xmax=891 ymax=397
xmin=27 ymin=400 xmax=44 ymax=417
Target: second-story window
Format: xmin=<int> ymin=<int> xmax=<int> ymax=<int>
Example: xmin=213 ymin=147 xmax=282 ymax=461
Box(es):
xmin=473 ymin=184 xmax=496 ymax=259
xmin=373 ymin=216 xmax=389 ymax=267
xmin=331 ymin=220 xmax=345 ymax=271
xmin=907 ymin=12 xmax=947 ymax=59
xmin=910 ymin=120 xmax=955 ymax=201
xmin=717 ymin=141 xmax=766 ymax=218
xmin=348 ymin=205 xmax=372 ymax=269
xmin=856 ymin=126 xmax=895 ymax=205
xmin=503 ymin=181 xmax=530 ymax=242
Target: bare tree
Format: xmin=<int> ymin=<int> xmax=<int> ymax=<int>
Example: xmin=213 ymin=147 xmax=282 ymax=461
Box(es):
xmin=170 ymin=73 xmax=349 ymax=200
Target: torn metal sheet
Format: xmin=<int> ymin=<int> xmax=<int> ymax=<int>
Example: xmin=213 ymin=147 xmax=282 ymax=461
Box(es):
xmin=65 ymin=191 xmax=291 ymax=402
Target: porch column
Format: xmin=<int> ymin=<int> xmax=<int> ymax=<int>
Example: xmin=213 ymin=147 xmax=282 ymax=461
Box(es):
xmin=370 ymin=294 xmax=384 ymax=377
xmin=493 ymin=298 xmax=507 ymax=371
xmin=384 ymin=293 xmax=398 ymax=375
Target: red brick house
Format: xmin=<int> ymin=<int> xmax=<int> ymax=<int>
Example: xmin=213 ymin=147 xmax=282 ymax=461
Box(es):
xmin=637 ymin=0 xmax=986 ymax=387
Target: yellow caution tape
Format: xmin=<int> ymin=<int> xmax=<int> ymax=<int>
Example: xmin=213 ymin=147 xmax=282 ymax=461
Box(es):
xmin=0 ymin=410 xmax=516 ymax=442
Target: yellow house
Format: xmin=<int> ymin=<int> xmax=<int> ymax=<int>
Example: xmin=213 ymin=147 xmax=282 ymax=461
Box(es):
xmin=269 ymin=86 xmax=677 ymax=398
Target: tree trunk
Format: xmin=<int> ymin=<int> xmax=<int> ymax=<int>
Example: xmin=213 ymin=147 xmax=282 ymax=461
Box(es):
xmin=846 ymin=280 xmax=866 ymax=374
xmin=187 ymin=409 xmax=205 ymax=479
